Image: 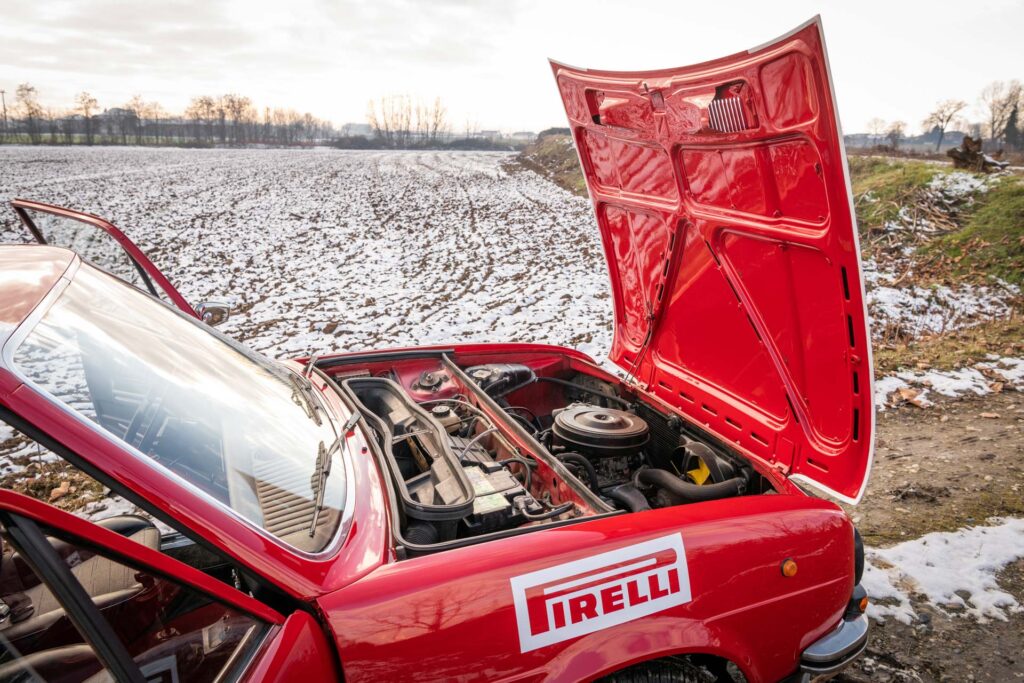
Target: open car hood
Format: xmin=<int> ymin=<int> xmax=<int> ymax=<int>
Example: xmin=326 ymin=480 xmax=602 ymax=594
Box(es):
xmin=551 ymin=16 xmax=873 ymax=503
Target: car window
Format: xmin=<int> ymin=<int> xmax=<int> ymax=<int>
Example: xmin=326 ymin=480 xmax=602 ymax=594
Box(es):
xmin=10 ymin=263 xmax=348 ymax=553
xmin=19 ymin=208 xmax=172 ymax=304
xmin=0 ymin=525 xmax=269 ymax=683
xmin=0 ymin=528 xmax=110 ymax=681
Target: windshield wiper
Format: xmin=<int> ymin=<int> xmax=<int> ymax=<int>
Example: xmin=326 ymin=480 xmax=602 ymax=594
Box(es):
xmin=309 ymin=411 xmax=361 ymax=537
xmin=289 ymin=372 xmax=323 ymax=426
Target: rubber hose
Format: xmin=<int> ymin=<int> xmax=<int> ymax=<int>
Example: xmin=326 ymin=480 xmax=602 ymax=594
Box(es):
xmin=636 ymin=467 xmax=745 ymax=503
xmin=556 ymin=452 xmax=601 ymax=492
xmin=522 ymin=501 xmax=575 ymax=520
xmin=604 ymin=483 xmax=651 ymax=512
xmin=534 ymin=376 xmax=632 ymax=408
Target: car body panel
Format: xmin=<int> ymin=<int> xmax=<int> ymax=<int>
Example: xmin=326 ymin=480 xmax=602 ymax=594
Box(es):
xmin=241 ymin=612 xmax=340 ymax=683
xmin=550 ymin=16 xmax=873 ymax=503
xmin=319 ymin=495 xmax=853 ymax=683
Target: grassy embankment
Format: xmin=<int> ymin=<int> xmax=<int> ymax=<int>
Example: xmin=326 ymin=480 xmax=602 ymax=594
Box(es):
xmin=519 ymin=140 xmax=1024 ymax=371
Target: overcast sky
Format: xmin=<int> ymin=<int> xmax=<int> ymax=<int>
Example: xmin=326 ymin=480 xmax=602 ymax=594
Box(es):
xmin=2 ymin=0 xmax=1022 ymax=134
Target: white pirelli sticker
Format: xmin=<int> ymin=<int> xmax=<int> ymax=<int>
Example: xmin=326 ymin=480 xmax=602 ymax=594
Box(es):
xmin=510 ymin=533 xmax=691 ymax=652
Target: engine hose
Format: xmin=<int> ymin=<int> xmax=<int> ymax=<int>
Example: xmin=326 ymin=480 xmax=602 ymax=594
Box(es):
xmin=522 ymin=501 xmax=575 ymax=521
xmin=556 ymin=452 xmax=601 ymax=492
xmin=459 ymin=428 xmax=497 ymax=460
xmin=635 ymin=467 xmax=746 ymax=503
xmin=503 ymin=455 xmax=533 ymax=489
xmin=534 ymin=377 xmax=632 ymax=409
xmin=603 ymin=483 xmax=651 ymax=512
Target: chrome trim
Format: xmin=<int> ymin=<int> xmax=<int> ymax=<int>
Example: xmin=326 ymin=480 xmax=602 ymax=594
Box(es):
xmin=802 ymin=613 xmax=869 ymax=664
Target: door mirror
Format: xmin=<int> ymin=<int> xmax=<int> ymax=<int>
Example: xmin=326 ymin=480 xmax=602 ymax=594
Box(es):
xmin=195 ymin=301 xmax=231 ymax=326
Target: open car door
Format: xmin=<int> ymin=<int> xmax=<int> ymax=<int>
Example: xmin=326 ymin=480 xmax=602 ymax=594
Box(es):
xmin=551 ymin=16 xmax=873 ymax=503
xmin=10 ymin=199 xmax=198 ymax=319
xmin=0 ymin=490 xmax=337 ymax=682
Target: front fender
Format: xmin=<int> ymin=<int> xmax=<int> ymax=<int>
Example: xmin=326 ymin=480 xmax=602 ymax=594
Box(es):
xmin=320 ymin=494 xmax=854 ymax=683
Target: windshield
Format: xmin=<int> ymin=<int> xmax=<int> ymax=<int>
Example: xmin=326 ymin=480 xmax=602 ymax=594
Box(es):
xmin=10 ymin=263 xmax=347 ymax=553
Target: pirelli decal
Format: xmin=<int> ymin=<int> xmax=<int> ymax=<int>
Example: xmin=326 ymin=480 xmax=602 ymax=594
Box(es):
xmin=510 ymin=533 xmax=691 ymax=652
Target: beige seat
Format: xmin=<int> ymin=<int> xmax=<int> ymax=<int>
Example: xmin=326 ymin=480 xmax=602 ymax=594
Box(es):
xmin=3 ymin=516 xmax=160 ymax=644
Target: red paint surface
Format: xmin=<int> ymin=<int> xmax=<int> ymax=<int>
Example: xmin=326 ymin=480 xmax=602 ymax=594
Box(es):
xmin=551 ymin=18 xmax=873 ymax=502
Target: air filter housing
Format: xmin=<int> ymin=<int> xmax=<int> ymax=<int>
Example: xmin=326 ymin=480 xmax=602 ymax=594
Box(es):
xmin=552 ymin=403 xmax=649 ymax=459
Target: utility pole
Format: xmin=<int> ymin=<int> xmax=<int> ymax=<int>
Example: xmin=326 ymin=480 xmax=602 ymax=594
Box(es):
xmin=0 ymin=89 xmax=7 ymax=144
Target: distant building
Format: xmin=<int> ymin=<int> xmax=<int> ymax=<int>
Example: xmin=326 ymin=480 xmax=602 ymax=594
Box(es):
xmin=341 ymin=122 xmax=373 ymax=137
xmin=511 ymin=131 xmax=535 ymax=141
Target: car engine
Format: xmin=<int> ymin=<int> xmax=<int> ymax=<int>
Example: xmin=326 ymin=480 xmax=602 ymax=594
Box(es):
xmin=463 ymin=364 xmax=754 ymax=515
xmin=334 ymin=356 xmax=764 ymax=554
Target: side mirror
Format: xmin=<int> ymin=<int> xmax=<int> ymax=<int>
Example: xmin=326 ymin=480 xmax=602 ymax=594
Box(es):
xmin=195 ymin=301 xmax=231 ymax=327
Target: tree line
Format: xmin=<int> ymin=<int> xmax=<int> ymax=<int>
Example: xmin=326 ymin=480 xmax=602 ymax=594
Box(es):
xmin=0 ymin=84 xmax=520 ymax=150
xmin=0 ymin=83 xmax=342 ymax=147
xmin=861 ymin=80 xmax=1024 ymax=153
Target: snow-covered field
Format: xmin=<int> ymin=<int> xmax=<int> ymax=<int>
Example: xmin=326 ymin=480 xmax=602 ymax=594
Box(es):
xmin=0 ymin=146 xmax=611 ymax=360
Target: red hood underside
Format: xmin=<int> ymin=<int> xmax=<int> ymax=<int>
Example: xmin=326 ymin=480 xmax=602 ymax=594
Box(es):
xmin=551 ymin=16 xmax=873 ymax=503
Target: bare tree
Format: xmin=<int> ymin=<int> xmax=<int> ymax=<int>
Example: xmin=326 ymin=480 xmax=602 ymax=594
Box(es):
xmin=75 ymin=92 xmax=98 ymax=144
xmin=866 ymin=118 xmax=886 ymax=147
xmin=367 ymin=97 xmax=393 ymax=146
xmin=126 ymin=94 xmax=147 ymax=144
xmin=922 ymin=99 xmax=967 ymax=151
xmin=428 ymin=97 xmax=449 ymax=143
xmin=979 ymin=80 xmax=1023 ymax=145
xmin=15 ymin=83 xmax=43 ymax=144
xmin=885 ymin=120 xmax=906 ymax=152
xmin=222 ymin=94 xmax=254 ymax=144
xmin=185 ymin=96 xmax=217 ymax=142
xmin=144 ymin=101 xmax=164 ymax=144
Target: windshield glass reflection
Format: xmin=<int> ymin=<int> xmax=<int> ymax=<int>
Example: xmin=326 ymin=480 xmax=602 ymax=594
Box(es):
xmin=12 ymin=264 xmax=346 ymax=553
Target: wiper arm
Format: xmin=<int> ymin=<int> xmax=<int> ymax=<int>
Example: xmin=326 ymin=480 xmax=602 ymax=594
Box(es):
xmin=289 ymin=372 xmax=323 ymax=426
xmin=309 ymin=411 xmax=361 ymax=537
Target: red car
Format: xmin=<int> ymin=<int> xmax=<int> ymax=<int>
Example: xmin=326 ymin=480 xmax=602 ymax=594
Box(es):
xmin=0 ymin=18 xmax=871 ymax=683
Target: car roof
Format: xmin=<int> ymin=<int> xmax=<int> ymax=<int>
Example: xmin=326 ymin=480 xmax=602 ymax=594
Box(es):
xmin=0 ymin=244 xmax=76 ymax=334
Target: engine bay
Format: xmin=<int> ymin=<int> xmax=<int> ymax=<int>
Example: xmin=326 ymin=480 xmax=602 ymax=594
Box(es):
xmin=326 ymin=349 xmax=778 ymax=554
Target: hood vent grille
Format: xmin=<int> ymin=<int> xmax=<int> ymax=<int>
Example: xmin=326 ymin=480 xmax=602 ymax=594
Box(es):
xmin=708 ymin=96 xmax=751 ymax=133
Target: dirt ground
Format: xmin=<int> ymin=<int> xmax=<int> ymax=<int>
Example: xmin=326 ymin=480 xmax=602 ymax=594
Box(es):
xmin=837 ymin=389 xmax=1024 ymax=682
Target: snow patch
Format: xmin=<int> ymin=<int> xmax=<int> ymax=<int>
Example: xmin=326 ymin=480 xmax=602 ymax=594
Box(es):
xmin=864 ymin=518 xmax=1024 ymax=623
xmin=927 ymin=171 xmax=992 ymax=199
xmin=875 ymin=356 xmax=1024 ymax=409
xmin=868 ymin=279 xmax=1019 ymax=340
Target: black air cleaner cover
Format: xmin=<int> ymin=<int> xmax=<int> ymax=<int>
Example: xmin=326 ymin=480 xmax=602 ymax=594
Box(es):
xmin=552 ymin=404 xmax=649 ymax=458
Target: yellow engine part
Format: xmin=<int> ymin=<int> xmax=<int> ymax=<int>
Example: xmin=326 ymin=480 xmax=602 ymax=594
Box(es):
xmin=687 ymin=458 xmax=711 ymax=485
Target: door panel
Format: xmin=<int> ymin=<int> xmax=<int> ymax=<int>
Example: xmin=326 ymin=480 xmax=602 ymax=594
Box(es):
xmin=0 ymin=490 xmax=337 ymax=682
xmin=11 ymin=199 xmax=196 ymax=318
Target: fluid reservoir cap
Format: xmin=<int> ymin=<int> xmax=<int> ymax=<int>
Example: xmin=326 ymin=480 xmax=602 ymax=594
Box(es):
xmin=431 ymin=404 xmax=452 ymax=418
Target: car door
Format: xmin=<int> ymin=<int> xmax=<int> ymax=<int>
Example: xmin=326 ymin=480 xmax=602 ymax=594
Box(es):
xmin=0 ymin=489 xmax=338 ymax=682
xmin=10 ymin=198 xmax=198 ymax=319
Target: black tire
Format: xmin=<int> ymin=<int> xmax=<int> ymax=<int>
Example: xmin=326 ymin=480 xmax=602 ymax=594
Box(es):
xmin=598 ymin=657 xmax=716 ymax=683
